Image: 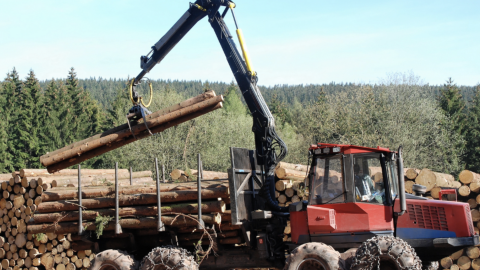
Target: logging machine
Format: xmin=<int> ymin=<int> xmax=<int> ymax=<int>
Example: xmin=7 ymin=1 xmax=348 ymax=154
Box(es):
xmin=107 ymin=1 xmax=479 ymax=269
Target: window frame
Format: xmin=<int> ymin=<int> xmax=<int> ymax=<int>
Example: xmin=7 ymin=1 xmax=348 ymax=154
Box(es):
xmin=308 ymin=154 xmax=346 ymax=205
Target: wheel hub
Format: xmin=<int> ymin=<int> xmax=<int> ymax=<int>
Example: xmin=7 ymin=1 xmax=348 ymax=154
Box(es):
xmin=296 ymin=258 xmax=328 ymax=270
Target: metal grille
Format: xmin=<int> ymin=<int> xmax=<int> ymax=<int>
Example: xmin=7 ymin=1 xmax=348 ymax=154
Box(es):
xmin=407 ymin=203 xmax=448 ymax=231
xmin=464 ymin=204 xmax=475 ymax=236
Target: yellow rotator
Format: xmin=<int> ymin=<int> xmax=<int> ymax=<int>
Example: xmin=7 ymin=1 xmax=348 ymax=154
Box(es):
xmin=129 ymin=79 xmax=153 ymax=107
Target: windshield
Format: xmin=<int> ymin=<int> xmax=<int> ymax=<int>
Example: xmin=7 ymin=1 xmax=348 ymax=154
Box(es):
xmin=309 ymin=155 xmax=345 ymax=205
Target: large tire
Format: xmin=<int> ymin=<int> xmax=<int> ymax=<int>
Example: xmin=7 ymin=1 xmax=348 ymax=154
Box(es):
xmin=424 ymin=261 xmax=439 ymax=270
xmin=89 ymin=249 xmax=138 ymax=270
xmin=284 ymin=242 xmax=345 ymax=270
xmin=341 ymin=248 xmax=358 ymax=270
xmin=140 ymin=246 xmax=198 ymax=270
xmin=351 ymin=236 xmax=422 ymax=270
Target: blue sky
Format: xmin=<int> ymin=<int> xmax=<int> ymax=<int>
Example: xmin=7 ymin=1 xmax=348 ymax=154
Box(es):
xmin=1 ymin=1 xmax=478 ymax=86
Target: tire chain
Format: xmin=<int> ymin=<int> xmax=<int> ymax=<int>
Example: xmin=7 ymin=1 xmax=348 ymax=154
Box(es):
xmin=350 ymin=236 xmax=422 ymax=270
xmin=141 ymin=246 xmax=199 ymax=270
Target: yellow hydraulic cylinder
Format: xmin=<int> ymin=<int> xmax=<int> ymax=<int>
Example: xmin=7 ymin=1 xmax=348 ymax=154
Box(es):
xmin=236 ymin=29 xmax=256 ymax=77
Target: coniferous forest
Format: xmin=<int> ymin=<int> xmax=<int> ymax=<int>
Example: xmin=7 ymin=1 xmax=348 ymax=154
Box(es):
xmin=1 ymin=67 xmax=479 ymax=177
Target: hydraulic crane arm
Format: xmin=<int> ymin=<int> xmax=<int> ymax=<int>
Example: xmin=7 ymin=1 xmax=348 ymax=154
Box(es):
xmin=131 ymin=0 xmax=288 ymax=212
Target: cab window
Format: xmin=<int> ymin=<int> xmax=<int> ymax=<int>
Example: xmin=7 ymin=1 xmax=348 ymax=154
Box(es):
xmin=309 ymin=156 xmax=345 ymax=205
xmin=354 ymin=153 xmax=386 ymax=204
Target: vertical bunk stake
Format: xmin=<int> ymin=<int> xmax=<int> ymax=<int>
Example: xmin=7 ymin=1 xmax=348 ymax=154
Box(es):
xmin=129 ymin=166 xmax=133 ymax=185
xmin=162 ymin=163 xmax=166 ymax=183
xmin=115 ymin=162 xmax=122 ymax=234
xmin=78 ymin=165 xmax=83 ymax=235
xmin=155 ymin=158 xmax=165 ymax=231
xmin=197 ymin=153 xmax=205 ymax=230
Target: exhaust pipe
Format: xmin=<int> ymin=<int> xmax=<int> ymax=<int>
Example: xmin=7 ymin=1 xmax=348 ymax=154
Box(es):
xmin=396 ymin=146 xmax=406 ymax=216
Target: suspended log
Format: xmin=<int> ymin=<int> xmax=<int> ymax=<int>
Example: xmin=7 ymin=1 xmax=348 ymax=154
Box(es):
xmin=31 ymin=201 xmax=225 ymax=223
xmin=43 ymin=90 xmax=217 ymax=161
xmin=42 ymin=184 xmax=228 ymax=202
xmin=27 ymin=215 xmax=221 ymax=234
xmin=37 ymin=187 xmax=229 ymax=213
xmin=45 ymin=102 xmax=223 ymax=173
xmin=41 ymin=95 xmax=223 ymax=168
xmin=459 ymin=170 xmax=480 ymax=185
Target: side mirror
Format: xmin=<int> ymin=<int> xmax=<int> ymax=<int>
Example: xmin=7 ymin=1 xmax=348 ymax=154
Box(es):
xmin=395 ymin=146 xmax=406 ymax=216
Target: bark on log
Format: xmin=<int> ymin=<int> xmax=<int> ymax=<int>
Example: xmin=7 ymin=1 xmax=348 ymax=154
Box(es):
xmin=42 ymin=91 xmax=216 ymax=161
xmin=42 ymin=183 xmax=227 ymax=202
xmin=27 ymin=215 xmax=221 ymax=234
xmin=275 ymin=162 xmax=309 ymax=172
xmin=459 ymin=170 xmax=480 ymax=185
xmin=46 ymin=102 xmax=223 ymax=173
xmin=176 ymin=230 xmax=238 ymax=241
xmin=171 ymin=169 xmax=227 ymax=180
xmin=52 ymin=177 xmax=154 ymax=188
xmin=37 ymin=187 xmax=229 ymax=213
xmin=20 ymin=169 xmax=128 ymax=178
xmin=41 ymin=95 xmax=223 ymax=167
xmin=468 ymin=198 xmax=478 ymax=209
xmin=33 ymin=171 xmax=151 ymax=185
xmin=416 ymin=169 xmax=454 ymax=192
xmin=451 ymin=249 xmax=465 ymax=260
xmin=31 ymin=201 xmax=225 ymax=223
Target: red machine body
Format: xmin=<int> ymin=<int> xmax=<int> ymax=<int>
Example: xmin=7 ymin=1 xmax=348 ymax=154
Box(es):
xmin=290 ymin=143 xmax=476 ymax=250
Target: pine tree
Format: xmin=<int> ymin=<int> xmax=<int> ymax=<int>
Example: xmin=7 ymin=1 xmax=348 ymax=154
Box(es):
xmin=465 ymin=86 xmax=480 ymax=171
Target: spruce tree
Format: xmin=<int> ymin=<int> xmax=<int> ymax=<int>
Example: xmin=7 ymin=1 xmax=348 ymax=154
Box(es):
xmin=0 ymin=82 xmax=8 ymax=172
xmin=2 ymin=68 xmax=23 ymax=171
xmin=438 ymin=78 xmax=467 ymax=135
xmin=465 ymin=86 xmax=480 ymax=171
xmin=42 ymin=80 xmax=64 ymax=152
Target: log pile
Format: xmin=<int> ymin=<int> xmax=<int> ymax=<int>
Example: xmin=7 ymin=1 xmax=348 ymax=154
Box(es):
xmin=0 ymin=167 xmax=243 ymax=269
xmin=40 ymin=91 xmax=224 ymax=173
xmin=440 ymin=246 xmax=480 ymax=270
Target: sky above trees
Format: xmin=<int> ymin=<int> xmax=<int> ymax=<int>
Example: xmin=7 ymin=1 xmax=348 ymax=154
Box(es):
xmin=1 ymin=0 xmax=478 ymax=86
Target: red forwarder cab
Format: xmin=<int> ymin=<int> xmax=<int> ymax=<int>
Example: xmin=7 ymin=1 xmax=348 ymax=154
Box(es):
xmin=289 ymin=143 xmax=478 ymax=261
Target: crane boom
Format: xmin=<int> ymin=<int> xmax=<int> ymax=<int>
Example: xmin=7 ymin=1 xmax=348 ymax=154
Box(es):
xmin=131 ymin=0 xmax=288 ymax=212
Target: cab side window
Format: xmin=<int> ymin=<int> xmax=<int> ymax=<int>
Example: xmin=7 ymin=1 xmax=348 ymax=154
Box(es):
xmin=354 ymin=154 xmax=386 ymax=204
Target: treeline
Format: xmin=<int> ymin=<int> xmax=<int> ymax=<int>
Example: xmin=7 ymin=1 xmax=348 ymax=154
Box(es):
xmin=1 ymin=68 xmax=479 ymax=177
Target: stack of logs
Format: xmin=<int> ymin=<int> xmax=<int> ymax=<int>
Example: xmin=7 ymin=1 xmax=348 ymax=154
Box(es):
xmin=0 ymin=169 xmax=97 ymax=270
xmin=0 ymin=168 xmax=243 ymax=270
xmin=169 ymin=169 xmax=228 ymax=182
xmin=273 ymin=162 xmax=310 ymax=242
xmin=404 ymin=168 xmax=480 ymax=270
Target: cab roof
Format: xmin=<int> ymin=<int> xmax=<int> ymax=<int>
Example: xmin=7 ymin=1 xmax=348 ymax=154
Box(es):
xmin=309 ymin=143 xmax=392 ymax=155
